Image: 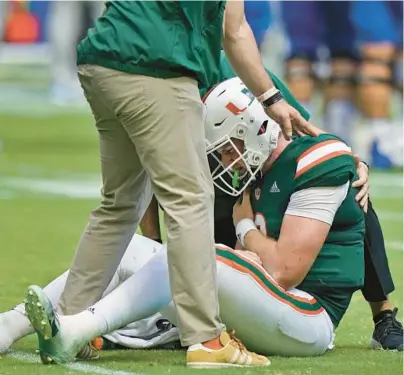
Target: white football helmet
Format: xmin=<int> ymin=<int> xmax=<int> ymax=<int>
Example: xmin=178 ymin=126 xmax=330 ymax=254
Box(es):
xmin=204 ymin=77 xmax=281 ymax=196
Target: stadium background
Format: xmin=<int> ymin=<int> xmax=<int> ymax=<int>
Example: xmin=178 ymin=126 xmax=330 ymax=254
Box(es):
xmin=0 ymin=2 xmax=402 ymax=375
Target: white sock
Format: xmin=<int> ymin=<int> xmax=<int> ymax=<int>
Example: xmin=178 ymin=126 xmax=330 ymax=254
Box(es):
xmin=323 ymin=99 xmax=356 ymax=144
xmin=0 ymin=270 xmax=70 ymax=352
xmin=63 ymin=248 xmax=172 ymax=343
xmin=0 ymin=310 xmax=32 ymax=353
xmin=44 ymin=270 xmax=70 ymax=307
xmin=1 ymin=264 xmax=129 ymax=352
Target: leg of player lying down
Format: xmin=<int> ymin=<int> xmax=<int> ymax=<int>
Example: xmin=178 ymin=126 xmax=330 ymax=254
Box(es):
xmin=23 ymin=235 xmax=334 ymax=363
xmin=0 ymin=271 xmax=70 ymax=354
xmin=25 ymin=244 xmax=172 ymax=364
xmin=0 ymin=235 xmax=179 ymax=354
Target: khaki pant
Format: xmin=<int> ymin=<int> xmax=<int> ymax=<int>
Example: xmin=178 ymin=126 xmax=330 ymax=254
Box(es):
xmin=58 ymin=65 xmax=223 ymax=345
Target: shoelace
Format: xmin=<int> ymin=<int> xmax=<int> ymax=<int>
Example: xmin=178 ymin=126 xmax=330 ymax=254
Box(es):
xmin=228 ymin=330 xmax=247 ymax=352
xmin=76 ymin=342 xmax=99 ymax=359
xmin=376 ymin=308 xmax=403 ymax=338
xmin=386 ymin=308 xmax=403 ymax=336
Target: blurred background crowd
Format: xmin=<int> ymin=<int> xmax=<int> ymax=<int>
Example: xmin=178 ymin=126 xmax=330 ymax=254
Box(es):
xmin=0 ymin=0 xmax=402 ymax=169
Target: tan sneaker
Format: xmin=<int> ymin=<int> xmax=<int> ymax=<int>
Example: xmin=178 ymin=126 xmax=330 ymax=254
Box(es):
xmin=187 ymin=331 xmax=270 ymax=368
xmin=75 ymin=343 xmax=100 ymax=361
xmin=35 ymin=343 xmax=99 ymax=364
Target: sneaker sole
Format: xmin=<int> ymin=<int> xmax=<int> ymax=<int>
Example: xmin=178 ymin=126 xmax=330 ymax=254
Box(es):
xmin=187 ymin=361 xmax=270 ymax=369
xmin=369 ymin=338 xmax=383 ymax=350
xmin=370 ymin=338 xmax=403 ymax=351
xmin=25 ymin=286 xmax=55 ymax=341
xmin=25 ymin=285 xmax=58 ymax=364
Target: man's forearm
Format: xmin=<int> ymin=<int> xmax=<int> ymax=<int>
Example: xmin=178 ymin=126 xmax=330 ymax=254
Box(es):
xmin=139 ymin=195 xmax=161 ymax=242
xmin=222 ymin=17 xmax=274 ymax=96
xmin=243 ymin=230 xmax=282 ymax=280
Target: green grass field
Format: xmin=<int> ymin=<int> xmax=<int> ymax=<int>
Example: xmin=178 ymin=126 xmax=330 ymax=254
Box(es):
xmin=0 ymin=113 xmax=402 ymax=375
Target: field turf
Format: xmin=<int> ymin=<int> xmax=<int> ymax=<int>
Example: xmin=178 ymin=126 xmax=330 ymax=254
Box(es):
xmin=0 ymin=113 xmax=402 ymax=375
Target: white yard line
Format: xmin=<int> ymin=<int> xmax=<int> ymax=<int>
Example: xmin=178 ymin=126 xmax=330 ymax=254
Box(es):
xmin=0 ymin=175 xmax=403 ymax=200
xmin=377 ymin=211 xmax=403 ymax=222
xmin=385 ymin=241 xmax=403 ymax=252
xmin=0 ymin=175 xmax=402 ymax=224
xmin=370 ymin=173 xmax=403 ymax=188
xmin=1 ymin=178 xmax=400 ymax=222
xmin=0 ymin=177 xmax=101 ymax=199
xmin=8 ymin=350 xmax=144 ymax=375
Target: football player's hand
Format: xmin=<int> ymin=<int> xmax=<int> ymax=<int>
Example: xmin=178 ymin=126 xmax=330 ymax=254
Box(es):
xmin=235 ymin=250 xmax=262 ymax=265
xmin=352 ymin=154 xmax=369 ymax=213
xmin=233 ymin=189 xmax=254 ymax=226
xmin=264 ymin=99 xmax=321 ymax=140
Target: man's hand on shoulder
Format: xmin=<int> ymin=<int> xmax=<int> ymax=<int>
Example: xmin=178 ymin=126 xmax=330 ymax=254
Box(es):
xmin=264 ymin=99 xmax=322 ymax=140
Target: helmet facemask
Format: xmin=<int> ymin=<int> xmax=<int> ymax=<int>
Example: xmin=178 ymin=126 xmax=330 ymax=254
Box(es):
xmin=206 ymin=131 xmax=270 ymax=197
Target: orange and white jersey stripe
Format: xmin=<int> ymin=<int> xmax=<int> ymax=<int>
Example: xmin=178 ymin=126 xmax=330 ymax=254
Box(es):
xmin=295 ymin=140 xmax=352 ymax=178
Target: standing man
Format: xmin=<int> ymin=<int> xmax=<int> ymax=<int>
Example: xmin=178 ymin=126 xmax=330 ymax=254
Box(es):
xmin=47 ymin=1 xmax=104 ymax=105
xmin=350 ymin=0 xmax=403 ymax=168
xmin=281 ymin=1 xmax=358 ymax=146
xmin=57 ymin=1 xmax=313 ymax=368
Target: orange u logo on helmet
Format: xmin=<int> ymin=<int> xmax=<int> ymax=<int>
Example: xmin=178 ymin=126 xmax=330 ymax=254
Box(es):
xmin=226 ymin=102 xmax=247 ymax=115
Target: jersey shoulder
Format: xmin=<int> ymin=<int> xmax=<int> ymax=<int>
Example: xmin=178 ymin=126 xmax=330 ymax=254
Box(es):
xmin=291 ymin=134 xmax=356 ymax=191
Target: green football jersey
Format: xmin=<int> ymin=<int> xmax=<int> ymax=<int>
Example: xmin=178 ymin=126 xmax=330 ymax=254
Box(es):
xmin=77 ymin=1 xmax=225 ymax=90
xmin=251 ymin=134 xmax=365 ymax=327
xmin=207 ymin=52 xmax=311 ymax=222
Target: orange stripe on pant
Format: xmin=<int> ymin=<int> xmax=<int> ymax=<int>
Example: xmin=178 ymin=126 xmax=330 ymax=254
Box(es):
xmin=215 ymin=245 xmax=324 ymax=315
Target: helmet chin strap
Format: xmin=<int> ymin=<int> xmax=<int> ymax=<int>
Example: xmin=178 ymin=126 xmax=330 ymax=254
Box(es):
xmin=240 ymin=168 xmax=264 ymax=192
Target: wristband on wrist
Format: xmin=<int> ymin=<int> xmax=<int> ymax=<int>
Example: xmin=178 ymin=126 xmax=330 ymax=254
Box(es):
xmin=261 ymin=91 xmax=284 ymax=109
xmin=236 ymin=218 xmax=258 ymax=248
xmin=257 ymin=87 xmax=279 ymax=102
